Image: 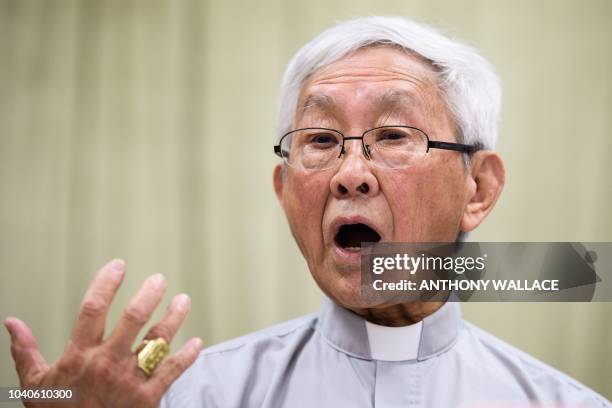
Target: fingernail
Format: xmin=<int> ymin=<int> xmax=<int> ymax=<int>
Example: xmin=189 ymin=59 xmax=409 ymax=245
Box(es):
xmin=191 ymin=337 xmax=203 ymax=350
xmin=175 ymin=294 xmax=191 ymax=311
xmin=4 ymin=318 xmax=15 ymax=334
xmin=149 ymin=273 xmax=166 ymax=288
xmin=110 ymin=259 xmax=125 ymax=272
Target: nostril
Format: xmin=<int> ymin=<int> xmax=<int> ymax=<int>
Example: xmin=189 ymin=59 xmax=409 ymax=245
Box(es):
xmin=338 ymin=184 xmax=348 ymax=194
xmin=357 ymin=183 xmax=369 ymax=194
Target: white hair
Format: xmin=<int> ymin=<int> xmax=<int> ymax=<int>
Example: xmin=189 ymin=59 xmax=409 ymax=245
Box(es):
xmin=277 ymin=16 xmax=502 ymax=151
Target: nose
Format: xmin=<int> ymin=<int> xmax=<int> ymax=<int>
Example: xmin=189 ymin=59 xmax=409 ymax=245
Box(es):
xmin=330 ymin=140 xmax=379 ymax=198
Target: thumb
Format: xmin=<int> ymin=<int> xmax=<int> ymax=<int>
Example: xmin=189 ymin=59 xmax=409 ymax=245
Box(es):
xmin=4 ymin=317 xmax=49 ymax=386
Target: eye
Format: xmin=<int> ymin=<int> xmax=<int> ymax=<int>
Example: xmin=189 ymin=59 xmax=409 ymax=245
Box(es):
xmin=375 ymin=129 xmax=414 ymax=146
xmin=378 ymin=129 xmax=408 ymax=141
xmin=304 ymin=132 xmax=340 ymax=149
xmin=310 ymin=133 xmax=338 ymax=144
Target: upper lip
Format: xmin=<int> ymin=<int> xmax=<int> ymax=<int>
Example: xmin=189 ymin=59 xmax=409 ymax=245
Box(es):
xmin=329 ymin=215 xmax=384 ymax=245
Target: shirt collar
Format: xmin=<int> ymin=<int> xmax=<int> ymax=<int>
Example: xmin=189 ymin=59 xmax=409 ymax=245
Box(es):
xmin=317 ymin=297 xmax=462 ymax=362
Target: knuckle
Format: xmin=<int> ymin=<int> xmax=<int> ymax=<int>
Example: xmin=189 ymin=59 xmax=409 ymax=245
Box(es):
xmin=20 ymin=370 xmax=41 ymax=389
xmin=143 ymin=391 xmax=160 ymax=407
xmin=133 ymin=387 xmax=159 ymax=406
xmin=57 ymin=347 xmax=86 ymax=377
xmin=123 ymin=306 xmax=149 ymax=327
xmin=146 ymin=325 xmax=171 ymax=342
xmin=165 ymin=355 xmax=187 ymax=376
xmin=91 ymin=356 xmax=116 ymax=379
xmin=9 ymin=343 xmax=22 ymax=360
xmin=80 ymin=298 xmax=107 ymax=318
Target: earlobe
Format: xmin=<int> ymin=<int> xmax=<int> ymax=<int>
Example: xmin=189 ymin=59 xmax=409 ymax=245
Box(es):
xmin=273 ymin=165 xmax=284 ymax=201
xmin=460 ymin=152 xmax=505 ymax=233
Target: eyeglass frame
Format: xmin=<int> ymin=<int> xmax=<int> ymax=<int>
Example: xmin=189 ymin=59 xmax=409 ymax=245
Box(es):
xmin=273 ymin=125 xmax=480 ymax=169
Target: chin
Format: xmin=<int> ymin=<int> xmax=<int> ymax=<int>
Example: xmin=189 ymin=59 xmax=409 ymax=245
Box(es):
xmin=318 ymin=273 xmax=370 ymax=310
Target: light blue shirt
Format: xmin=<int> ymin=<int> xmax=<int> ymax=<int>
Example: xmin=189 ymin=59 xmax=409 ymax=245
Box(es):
xmin=161 ymin=299 xmax=610 ymax=407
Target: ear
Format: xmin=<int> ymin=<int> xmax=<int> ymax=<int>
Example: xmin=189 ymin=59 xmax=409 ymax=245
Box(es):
xmin=273 ymin=164 xmax=284 ymax=202
xmin=460 ymin=151 xmax=505 ymax=233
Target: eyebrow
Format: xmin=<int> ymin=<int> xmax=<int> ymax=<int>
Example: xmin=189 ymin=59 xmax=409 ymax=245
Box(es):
xmin=300 ymin=93 xmax=336 ymax=114
xmin=374 ymin=89 xmax=420 ymax=111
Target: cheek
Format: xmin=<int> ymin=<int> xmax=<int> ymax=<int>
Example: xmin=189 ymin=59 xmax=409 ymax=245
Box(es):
xmin=283 ymin=171 xmax=331 ymax=252
xmin=381 ymin=159 xmax=466 ymax=241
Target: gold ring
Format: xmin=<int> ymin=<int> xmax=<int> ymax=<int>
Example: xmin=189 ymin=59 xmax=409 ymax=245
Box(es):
xmin=136 ymin=337 xmax=170 ymax=376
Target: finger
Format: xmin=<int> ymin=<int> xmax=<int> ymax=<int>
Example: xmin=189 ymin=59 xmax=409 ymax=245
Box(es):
xmin=106 ymin=273 xmax=167 ymax=353
xmin=4 ymin=318 xmax=49 ymax=386
xmin=72 ymin=259 xmax=126 ymax=347
xmin=144 ymin=294 xmax=191 ymax=345
xmin=146 ymin=337 xmax=202 ymax=394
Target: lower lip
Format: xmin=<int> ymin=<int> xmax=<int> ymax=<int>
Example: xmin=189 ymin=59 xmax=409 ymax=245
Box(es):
xmin=333 ymin=243 xmax=363 ymax=265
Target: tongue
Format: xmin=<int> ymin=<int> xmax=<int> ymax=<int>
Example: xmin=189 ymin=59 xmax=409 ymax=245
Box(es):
xmin=336 ymin=223 xmax=381 ymax=249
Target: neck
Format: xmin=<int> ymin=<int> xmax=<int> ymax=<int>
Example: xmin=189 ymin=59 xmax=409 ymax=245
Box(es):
xmin=351 ymin=301 xmax=444 ymax=326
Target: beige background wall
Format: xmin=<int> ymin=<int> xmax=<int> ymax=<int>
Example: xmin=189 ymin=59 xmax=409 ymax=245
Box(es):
xmin=1 ymin=0 xmax=611 ymax=400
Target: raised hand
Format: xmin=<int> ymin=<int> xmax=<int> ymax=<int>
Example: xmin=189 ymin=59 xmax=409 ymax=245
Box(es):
xmin=4 ymin=259 xmax=202 ymax=407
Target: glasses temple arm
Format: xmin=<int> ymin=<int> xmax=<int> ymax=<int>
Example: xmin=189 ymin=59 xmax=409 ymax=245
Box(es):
xmin=274 ymin=145 xmax=282 ymax=157
xmin=428 ymin=140 xmax=479 ymax=153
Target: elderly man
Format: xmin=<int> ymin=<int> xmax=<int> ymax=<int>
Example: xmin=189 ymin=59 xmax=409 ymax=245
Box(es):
xmin=5 ymin=16 xmax=610 ymax=408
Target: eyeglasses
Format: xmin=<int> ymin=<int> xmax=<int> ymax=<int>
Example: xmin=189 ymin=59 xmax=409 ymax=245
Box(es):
xmin=273 ymin=126 xmax=479 ymax=171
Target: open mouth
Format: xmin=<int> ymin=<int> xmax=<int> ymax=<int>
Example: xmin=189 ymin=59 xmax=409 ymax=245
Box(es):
xmin=334 ymin=223 xmax=381 ymax=251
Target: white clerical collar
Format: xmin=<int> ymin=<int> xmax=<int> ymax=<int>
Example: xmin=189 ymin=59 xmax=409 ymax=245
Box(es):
xmin=365 ymin=319 xmax=423 ymax=361
xmin=318 ymin=297 xmax=461 ymax=362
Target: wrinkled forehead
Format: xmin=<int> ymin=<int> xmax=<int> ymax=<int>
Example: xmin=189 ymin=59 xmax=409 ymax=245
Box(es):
xmin=294 ymin=46 xmax=447 ymax=128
